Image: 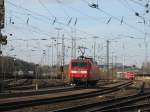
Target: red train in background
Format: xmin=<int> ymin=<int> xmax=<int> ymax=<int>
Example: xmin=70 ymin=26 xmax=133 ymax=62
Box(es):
xmin=68 ymin=56 xmax=100 ymax=86
xmin=123 ymin=71 xmax=135 ymax=80
xmin=117 ymin=71 xmax=136 ymax=80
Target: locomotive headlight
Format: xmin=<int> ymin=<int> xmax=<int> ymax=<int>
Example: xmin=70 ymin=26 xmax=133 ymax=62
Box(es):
xmin=71 ymin=70 xmax=77 ymax=73
xmin=80 ymin=71 xmax=87 ymax=74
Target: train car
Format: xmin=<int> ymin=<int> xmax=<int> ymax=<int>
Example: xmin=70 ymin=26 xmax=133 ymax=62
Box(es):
xmin=123 ymin=71 xmax=135 ymax=80
xmin=68 ymin=56 xmax=100 ymax=86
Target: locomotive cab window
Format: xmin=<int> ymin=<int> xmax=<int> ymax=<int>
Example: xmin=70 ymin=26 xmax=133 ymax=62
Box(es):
xmin=72 ymin=62 xmax=87 ymax=67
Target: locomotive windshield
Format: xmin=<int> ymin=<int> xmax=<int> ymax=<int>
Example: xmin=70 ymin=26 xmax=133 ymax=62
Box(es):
xmin=72 ymin=62 xmax=87 ymax=67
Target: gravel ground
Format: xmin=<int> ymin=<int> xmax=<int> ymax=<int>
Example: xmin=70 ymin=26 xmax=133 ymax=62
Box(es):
xmin=16 ymin=88 xmax=138 ymax=112
xmin=11 ymin=80 xmax=141 ymax=112
xmin=126 ymin=80 xmax=150 ymax=108
xmin=0 ymin=89 xmax=97 ymax=104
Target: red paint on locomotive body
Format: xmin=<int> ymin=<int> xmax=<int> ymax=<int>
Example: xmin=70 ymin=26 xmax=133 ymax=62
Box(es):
xmin=68 ymin=57 xmax=100 ymax=86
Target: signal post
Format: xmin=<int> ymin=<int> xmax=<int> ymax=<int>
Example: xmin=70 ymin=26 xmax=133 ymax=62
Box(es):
xmin=0 ymin=0 xmax=6 ymax=93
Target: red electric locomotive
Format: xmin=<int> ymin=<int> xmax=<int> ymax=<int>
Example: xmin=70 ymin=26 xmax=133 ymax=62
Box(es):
xmin=68 ymin=56 xmax=100 ymax=86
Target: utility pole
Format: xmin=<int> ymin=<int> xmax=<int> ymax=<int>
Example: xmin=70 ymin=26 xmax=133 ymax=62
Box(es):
xmin=106 ymin=40 xmax=110 ymax=80
xmin=144 ymin=33 xmax=148 ymax=71
xmin=111 ymin=52 xmax=114 ymax=78
xmin=71 ymin=28 xmax=77 ymax=59
xmin=122 ymin=55 xmax=125 ymax=74
xmin=55 ymin=28 xmax=61 ymax=76
xmin=74 ymin=18 xmax=77 ymax=58
xmin=35 ymin=64 xmax=39 ymax=90
xmin=74 ymin=33 xmax=76 ymax=58
xmin=55 ymin=28 xmax=61 ymax=65
xmin=51 ymin=38 xmax=54 ymax=66
xmin=71 ymin=37 xmax=74 ymax=58
xmin=61 ymin=34 xmax=65 ymax=80
xmin=71 ymin=28 xmax=75 ymax=59
xmin=93 ymin=36 xmax=99 ymax=61
xmin=73 ymin=37 xmax=76 ymax=58
xmin=114 ymin=56 xmax=117 ymax=76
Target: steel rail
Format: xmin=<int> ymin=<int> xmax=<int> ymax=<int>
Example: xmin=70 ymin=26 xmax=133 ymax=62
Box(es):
xmin=96 ymin=92 xmax=150 ymax=112
xmin=0 ymin=86 xmax=76 ymax=99
xmin=52 ymin=81 xmax=133 ymax=112
xmin=1 ymin=79 xmax=119 ymax=99
xmin=53 ymin=82 xmax=149 ymax=112
xmin=0 ymin=81 xmax=132 ymax=111
xmin=100 ymin=103 xmax=150 ymax=112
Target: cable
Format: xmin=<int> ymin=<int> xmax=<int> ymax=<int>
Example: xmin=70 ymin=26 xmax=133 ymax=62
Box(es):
xmin=56 ymin=0 xmax=107 ymax=24
xmin=128 ymin=0 xmax=146 ymax=7
xmin=117 ymin=0 xmax=150 ymax=27
xmin=37 ymin=0 xmax=55 ymax=18
xmin=6 ymin=12 xmax=86 ymax=42
xmin=82 ymin=0 xmax=148 ymax=35
xmin=117 ymin=0 xmax=136 ymax=13
xmin=99 ymin=8 xmax=146 ymax=33
xmin=55 ymin=0 xmax=69 ymax=18
xmin=6 ymin=0 xmax=104 ymax=39
xmin=6 ymin=0 xmax=50 ymax=19
xmin=6 ymin=16 xmax=53 ymax=38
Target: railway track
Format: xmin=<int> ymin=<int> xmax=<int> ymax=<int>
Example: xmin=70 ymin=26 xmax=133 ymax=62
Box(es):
xmin=0 ymin=86 xmax=78 ymax=99
xmin=6 ymin=79 xmax=118 ymax=91
xmin=0 ymin=80 xmax=132 ymax=112
xmin=7 ymin=79 xmax=67 ymax=90
xmin=95 ymin=91 xmax=150 ymax=112
xmin=1 ymin=79 xmax=119 ymax=98
xmin=101 ymin=103 xmax=150 ymax=112
xmin=53 ymin=81 xmax=133 ymax=112
xmin=53 ymin=81 xmax=149 ymax=112
xmin=7 ymin=79 xmax=33 ymax=89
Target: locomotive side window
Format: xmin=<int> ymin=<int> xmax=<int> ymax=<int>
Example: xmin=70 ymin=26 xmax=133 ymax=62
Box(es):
xmin=72 ymin=62 xmax=87 ymax=67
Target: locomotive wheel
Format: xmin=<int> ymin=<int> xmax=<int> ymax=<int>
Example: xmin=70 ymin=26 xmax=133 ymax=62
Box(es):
xmin=89 ymin=81 xmax=98 ymax=86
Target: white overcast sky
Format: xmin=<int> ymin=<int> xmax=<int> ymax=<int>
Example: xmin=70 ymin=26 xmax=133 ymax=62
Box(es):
xmin=2 ymin=0 xmax=150 ymax=67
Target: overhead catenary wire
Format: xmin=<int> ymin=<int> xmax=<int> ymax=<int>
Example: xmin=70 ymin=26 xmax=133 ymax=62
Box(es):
xmin=128 ymin=0 xmax=147 ymax=7
xmin=37 ymin=0 xmax=55 ymax=18
xmin=117 ymin=0 xmax=137 ymax=13
xmin=8 ymin=0 xmax=147 ymax=45
xmin=52 ymin=0 xmax=115 ymax=40
xmin=5 ymin=2 xmax=71 ymax=36
xmin=81 ymin=0 xmax=149 ymax=35
xmin=97 ymin=9 xmax=148 ymax=34
xmin=126 ymin=0 xmax=150 ymax=18
xmin=6 ymin=0 xmax=150 ymax=40
xmin=6 ymin=13 xmax=86 ymax=43
xmin=6 ymin=0 xmax=52 ymax=20
xmin=55 ymin=0 xmax=107 ymax=24
xmin=5 ymin=7 xmax=145 ymax=61
xmin=6 ymin=16 xmax=55 ymax=38
xmin=6 ymin=0 xmax=105 ymax=39
xmin=55 ymin=0 xmax=70 ymax=18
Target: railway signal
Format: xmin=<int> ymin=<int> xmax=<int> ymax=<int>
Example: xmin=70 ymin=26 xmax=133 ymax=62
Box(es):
xmin=0 ymin=0 xmax=6 ymax=56
xmin=0 ymin=35 xmax=7 ymax=45
xmin=0 ymin=0 xmax=4 ymax=29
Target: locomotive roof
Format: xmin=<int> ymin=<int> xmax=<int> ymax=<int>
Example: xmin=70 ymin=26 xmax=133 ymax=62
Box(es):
xmin=71 ymin=57 xmax=98 ymax=64
xmin=71 ymin=58 xmax=89 ymax=61
xmin=70 ymin=56 xmax=99 ymax=65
